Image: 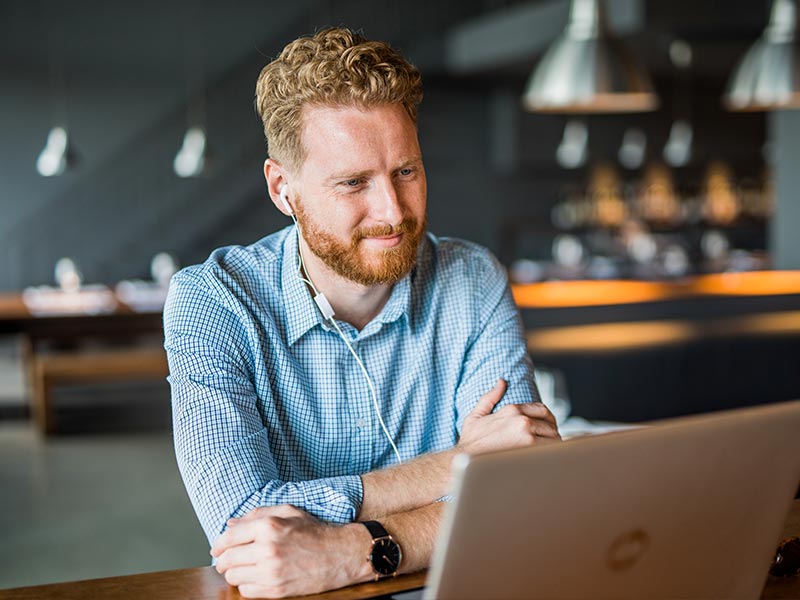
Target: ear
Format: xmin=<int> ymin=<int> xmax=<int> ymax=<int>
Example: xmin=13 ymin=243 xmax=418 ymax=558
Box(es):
xmin=264 ymin=158 xmax=293 ymax=216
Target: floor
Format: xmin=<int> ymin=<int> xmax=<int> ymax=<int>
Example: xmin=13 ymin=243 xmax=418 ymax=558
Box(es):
xmin=0 ymin=338 xmax=210 ymax=591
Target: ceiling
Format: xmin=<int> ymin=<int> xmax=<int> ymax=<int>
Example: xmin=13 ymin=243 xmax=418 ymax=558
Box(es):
xmin=0 ymin=0 xmax=775 ymax=91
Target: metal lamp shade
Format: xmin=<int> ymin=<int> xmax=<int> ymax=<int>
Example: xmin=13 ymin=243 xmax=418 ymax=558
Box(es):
xmin=523 ymin=34 xmax=658 ymax=113
xmin=724 ymin=0 xmax=800 ymax=111
xmin=723 ymin=38 xmax=800 ymax=111
xmin=522 ymin=0 xmax=657 ymax=114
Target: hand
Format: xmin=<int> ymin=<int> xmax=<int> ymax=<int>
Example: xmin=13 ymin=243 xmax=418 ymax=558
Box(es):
xmin=457 ymin=379 xmax=561 ymax=455
xmin=210 ymin=505 xmax=371 ymax=598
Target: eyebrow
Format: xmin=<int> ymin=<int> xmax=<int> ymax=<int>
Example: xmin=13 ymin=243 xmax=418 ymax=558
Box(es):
xmin=324 ymin=156 xmax=423 ymax=185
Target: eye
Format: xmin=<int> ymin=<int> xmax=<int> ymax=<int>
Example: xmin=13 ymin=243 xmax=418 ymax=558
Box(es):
xmin=398 ymin=167 xmax=415 ymax=177
xmin=339 ymin=178 xmax=366 ymax=192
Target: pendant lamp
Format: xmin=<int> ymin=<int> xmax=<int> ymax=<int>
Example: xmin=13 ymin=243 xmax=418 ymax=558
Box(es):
xmin=522 ymin=0 xmax=658 ymax=113
xmin=723 ymin=0 xmax=800 ymax=111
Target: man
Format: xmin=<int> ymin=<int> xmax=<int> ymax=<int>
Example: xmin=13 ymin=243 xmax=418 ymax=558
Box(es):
xmin=164 ymin=27 xmax=559 ymax=599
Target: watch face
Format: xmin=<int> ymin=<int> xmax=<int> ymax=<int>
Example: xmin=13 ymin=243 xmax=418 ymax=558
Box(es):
xmin=371 ymin=538 xmax=402 ymax=576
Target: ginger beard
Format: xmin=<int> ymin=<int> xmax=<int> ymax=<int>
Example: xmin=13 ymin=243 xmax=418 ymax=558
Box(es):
xmin=294 ymin=200 xmax=425 ymax=286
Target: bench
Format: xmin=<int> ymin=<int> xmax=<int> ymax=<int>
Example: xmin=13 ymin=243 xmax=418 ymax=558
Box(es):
xmin=31 ymin=347 xmax=169 ymax=434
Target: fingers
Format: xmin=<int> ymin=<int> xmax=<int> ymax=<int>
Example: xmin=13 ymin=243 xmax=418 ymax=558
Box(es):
xmin=211 ymin=521 xmax=259 ymax=558
xmin=513 ymin=402 xmax=558 ymax=427
xmin=238 ymin=582 xmax=286 ymax=599
xmin=226 ymin=567 xmax=286 ymax=598
xmin=215 ymin=543 xmax=258 ymax=574
xmin=212 ymin=505 xmax=310 ymax=559
xmin=266 ymin=504 xmax=307 ymax=519
xmin=497 ymin=404 xmax=561 ymax=440
xmin=467 ymin=379 xmax=507 ymax=420
xmin=530 ymin=419 xmax=561 ymax=440
xmin=467 ymin=383 xmax=557 ymax=426
xmin=223 ymin=565 xmax=261 ymax=586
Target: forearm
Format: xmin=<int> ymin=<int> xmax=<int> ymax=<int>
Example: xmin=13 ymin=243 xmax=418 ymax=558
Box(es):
xmin=381 ymin=501 xmax=446 ymax=573
xmin=359 ymin=448 xmax=458 ymax=520
xmin=339 ymin=501 xmax=446 ymax=586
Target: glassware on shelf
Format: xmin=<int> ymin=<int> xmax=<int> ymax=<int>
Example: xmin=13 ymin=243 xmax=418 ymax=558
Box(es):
xmin=702 ymin=161 xmax=741 ymax=226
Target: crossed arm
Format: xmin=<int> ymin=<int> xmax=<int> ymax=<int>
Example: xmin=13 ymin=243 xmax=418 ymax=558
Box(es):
xmin=166 ymin=257 xmax=559 ymax=597
xmin=210 ymin=379 xmax=560 ymax=599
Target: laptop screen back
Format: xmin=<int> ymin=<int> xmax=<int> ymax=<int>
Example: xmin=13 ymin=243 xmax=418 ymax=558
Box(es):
xmin=425 ymin=400 xmax=800 ymax=600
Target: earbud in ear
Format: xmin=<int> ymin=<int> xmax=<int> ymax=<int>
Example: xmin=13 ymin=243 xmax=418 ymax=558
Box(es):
xmin=279 ymin=186 xmax=293 ymax=215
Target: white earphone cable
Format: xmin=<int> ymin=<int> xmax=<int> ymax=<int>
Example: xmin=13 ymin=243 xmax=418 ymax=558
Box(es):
xmin=327 ymin=317 xmax=404 ymax=465
xmin=288 ymin=211 xmax=403 ymax=465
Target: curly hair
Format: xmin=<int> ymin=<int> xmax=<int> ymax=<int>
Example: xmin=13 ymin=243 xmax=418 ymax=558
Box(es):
xmin=255 ymin=28 xmax=423 ymax=171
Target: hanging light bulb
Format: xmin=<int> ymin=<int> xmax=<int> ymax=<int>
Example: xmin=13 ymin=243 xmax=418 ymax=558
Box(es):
xmin=724 ymin=0 xmax=800 ymax=111
xmin=618 ymin=128 xmax=647 ymax=169
xmin=174 ymin=126 xmax=207 ymax=177
xmin=36 ymin=126 xmax=72 ymax=177
xmin=663 ymin=119 xmax=693 ymax=167
xmin=664 ymin=39 xmax=694 ymax=167
xmin=522 ymin=0 xmax=658 ymax=113
xmin=556 ymin=119 xmax=589 ymax=169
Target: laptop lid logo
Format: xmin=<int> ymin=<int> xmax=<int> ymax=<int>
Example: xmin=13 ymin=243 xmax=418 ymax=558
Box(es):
xmin=607 ymin=529 xmax=650 ymax=571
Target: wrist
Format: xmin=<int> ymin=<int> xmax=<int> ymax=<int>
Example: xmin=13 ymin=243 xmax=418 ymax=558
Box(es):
xmin=437 ymin=447 xmax=460 ymax=494
xmin=361 ymin=520 xmax=404 ymax=579
xmin=342 ymin=523 xmax=376 ymax=583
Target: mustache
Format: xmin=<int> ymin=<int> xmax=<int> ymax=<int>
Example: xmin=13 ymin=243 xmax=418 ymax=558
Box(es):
xmin=352 ymin=218 xmax=418 ymax=242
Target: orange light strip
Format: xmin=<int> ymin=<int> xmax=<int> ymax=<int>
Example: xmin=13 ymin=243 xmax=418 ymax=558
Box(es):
xmin=512 ymin=280 xmax=679 ymax=308
xmin=527 ymin=321 xmax=696 ymax=353
xmin=512 ymin=271 xmax=800 ymax=309
xmin=526 ymin=310 xmax=800 ymax=354
xmin=689 ymin=271 xmax=800 ymax=296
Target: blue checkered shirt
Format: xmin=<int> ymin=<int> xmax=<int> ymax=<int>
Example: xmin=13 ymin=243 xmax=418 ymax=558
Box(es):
xmin=164 ymin=226 xmax=539 ymax=543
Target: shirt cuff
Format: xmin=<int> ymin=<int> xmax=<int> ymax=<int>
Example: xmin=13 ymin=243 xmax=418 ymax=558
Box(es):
xmin=300 ymin=474 xmax=363 ymax=524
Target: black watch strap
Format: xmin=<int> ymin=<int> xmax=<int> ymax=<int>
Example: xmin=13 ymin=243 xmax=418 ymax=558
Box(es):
xmin=362 ymin=520 xmax=390 ymax=539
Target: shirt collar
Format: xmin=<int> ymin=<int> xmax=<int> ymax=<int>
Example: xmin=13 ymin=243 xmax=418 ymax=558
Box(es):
xmin=281 ymin=225 xmax=414 ymax=346
xmin=282 ymin=228 xmax=325 ymax=347
xmin=373 ymin=270 xmax=410 ymax=327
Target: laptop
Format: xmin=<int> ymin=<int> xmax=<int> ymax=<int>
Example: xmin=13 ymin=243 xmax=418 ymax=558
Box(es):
xmin=419 ymin=400 xmax=800 ymax=600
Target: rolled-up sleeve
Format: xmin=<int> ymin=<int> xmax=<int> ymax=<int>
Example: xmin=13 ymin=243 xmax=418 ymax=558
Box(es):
xmin=164 ymin=271 xmax=362 ymax=544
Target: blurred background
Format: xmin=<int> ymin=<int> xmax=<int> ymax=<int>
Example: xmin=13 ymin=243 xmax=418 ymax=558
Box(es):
xmin=1 ymin=0 xmax=799 ymax=590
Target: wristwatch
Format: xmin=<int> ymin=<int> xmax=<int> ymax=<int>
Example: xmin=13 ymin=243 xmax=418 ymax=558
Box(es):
xmin=362 ymin=520 xmax=403 ymax=580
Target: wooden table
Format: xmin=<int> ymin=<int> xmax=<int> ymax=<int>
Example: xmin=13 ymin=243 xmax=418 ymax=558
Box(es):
xmin=0 ymin=568 xmax=426 ymax=600
xmin=0 ymin=292 xmax=166 ymax=433
xmin=0 ymin=292 xmax=163 ymax=338
xmin=2 ymin=501 xmax=798 ymax=600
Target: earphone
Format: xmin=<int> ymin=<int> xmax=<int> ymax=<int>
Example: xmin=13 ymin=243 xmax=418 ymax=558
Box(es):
xmin=279 ymin=185 xmax=293 ymax=215
xmin=280 ymin=184 xmax=403 ymax=465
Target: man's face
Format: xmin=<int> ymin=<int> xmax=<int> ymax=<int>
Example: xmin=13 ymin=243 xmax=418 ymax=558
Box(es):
xmin=290 ymin=103 xmax=427 ymax=286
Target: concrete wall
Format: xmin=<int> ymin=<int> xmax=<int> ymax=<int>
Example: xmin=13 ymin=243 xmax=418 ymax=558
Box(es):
xmin=0 ymin=33 xmax=773 ymax=291
xmin=769 ymin=110 xmax=800 ymax=270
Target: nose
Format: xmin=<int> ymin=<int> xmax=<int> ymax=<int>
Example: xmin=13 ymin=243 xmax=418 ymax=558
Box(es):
xmin=373 ymin=177 xmax=403 ymax=225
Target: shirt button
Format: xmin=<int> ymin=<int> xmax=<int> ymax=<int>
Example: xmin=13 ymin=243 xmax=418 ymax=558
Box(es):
xmin=356 ymin=418 xmax=367 ymax=429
